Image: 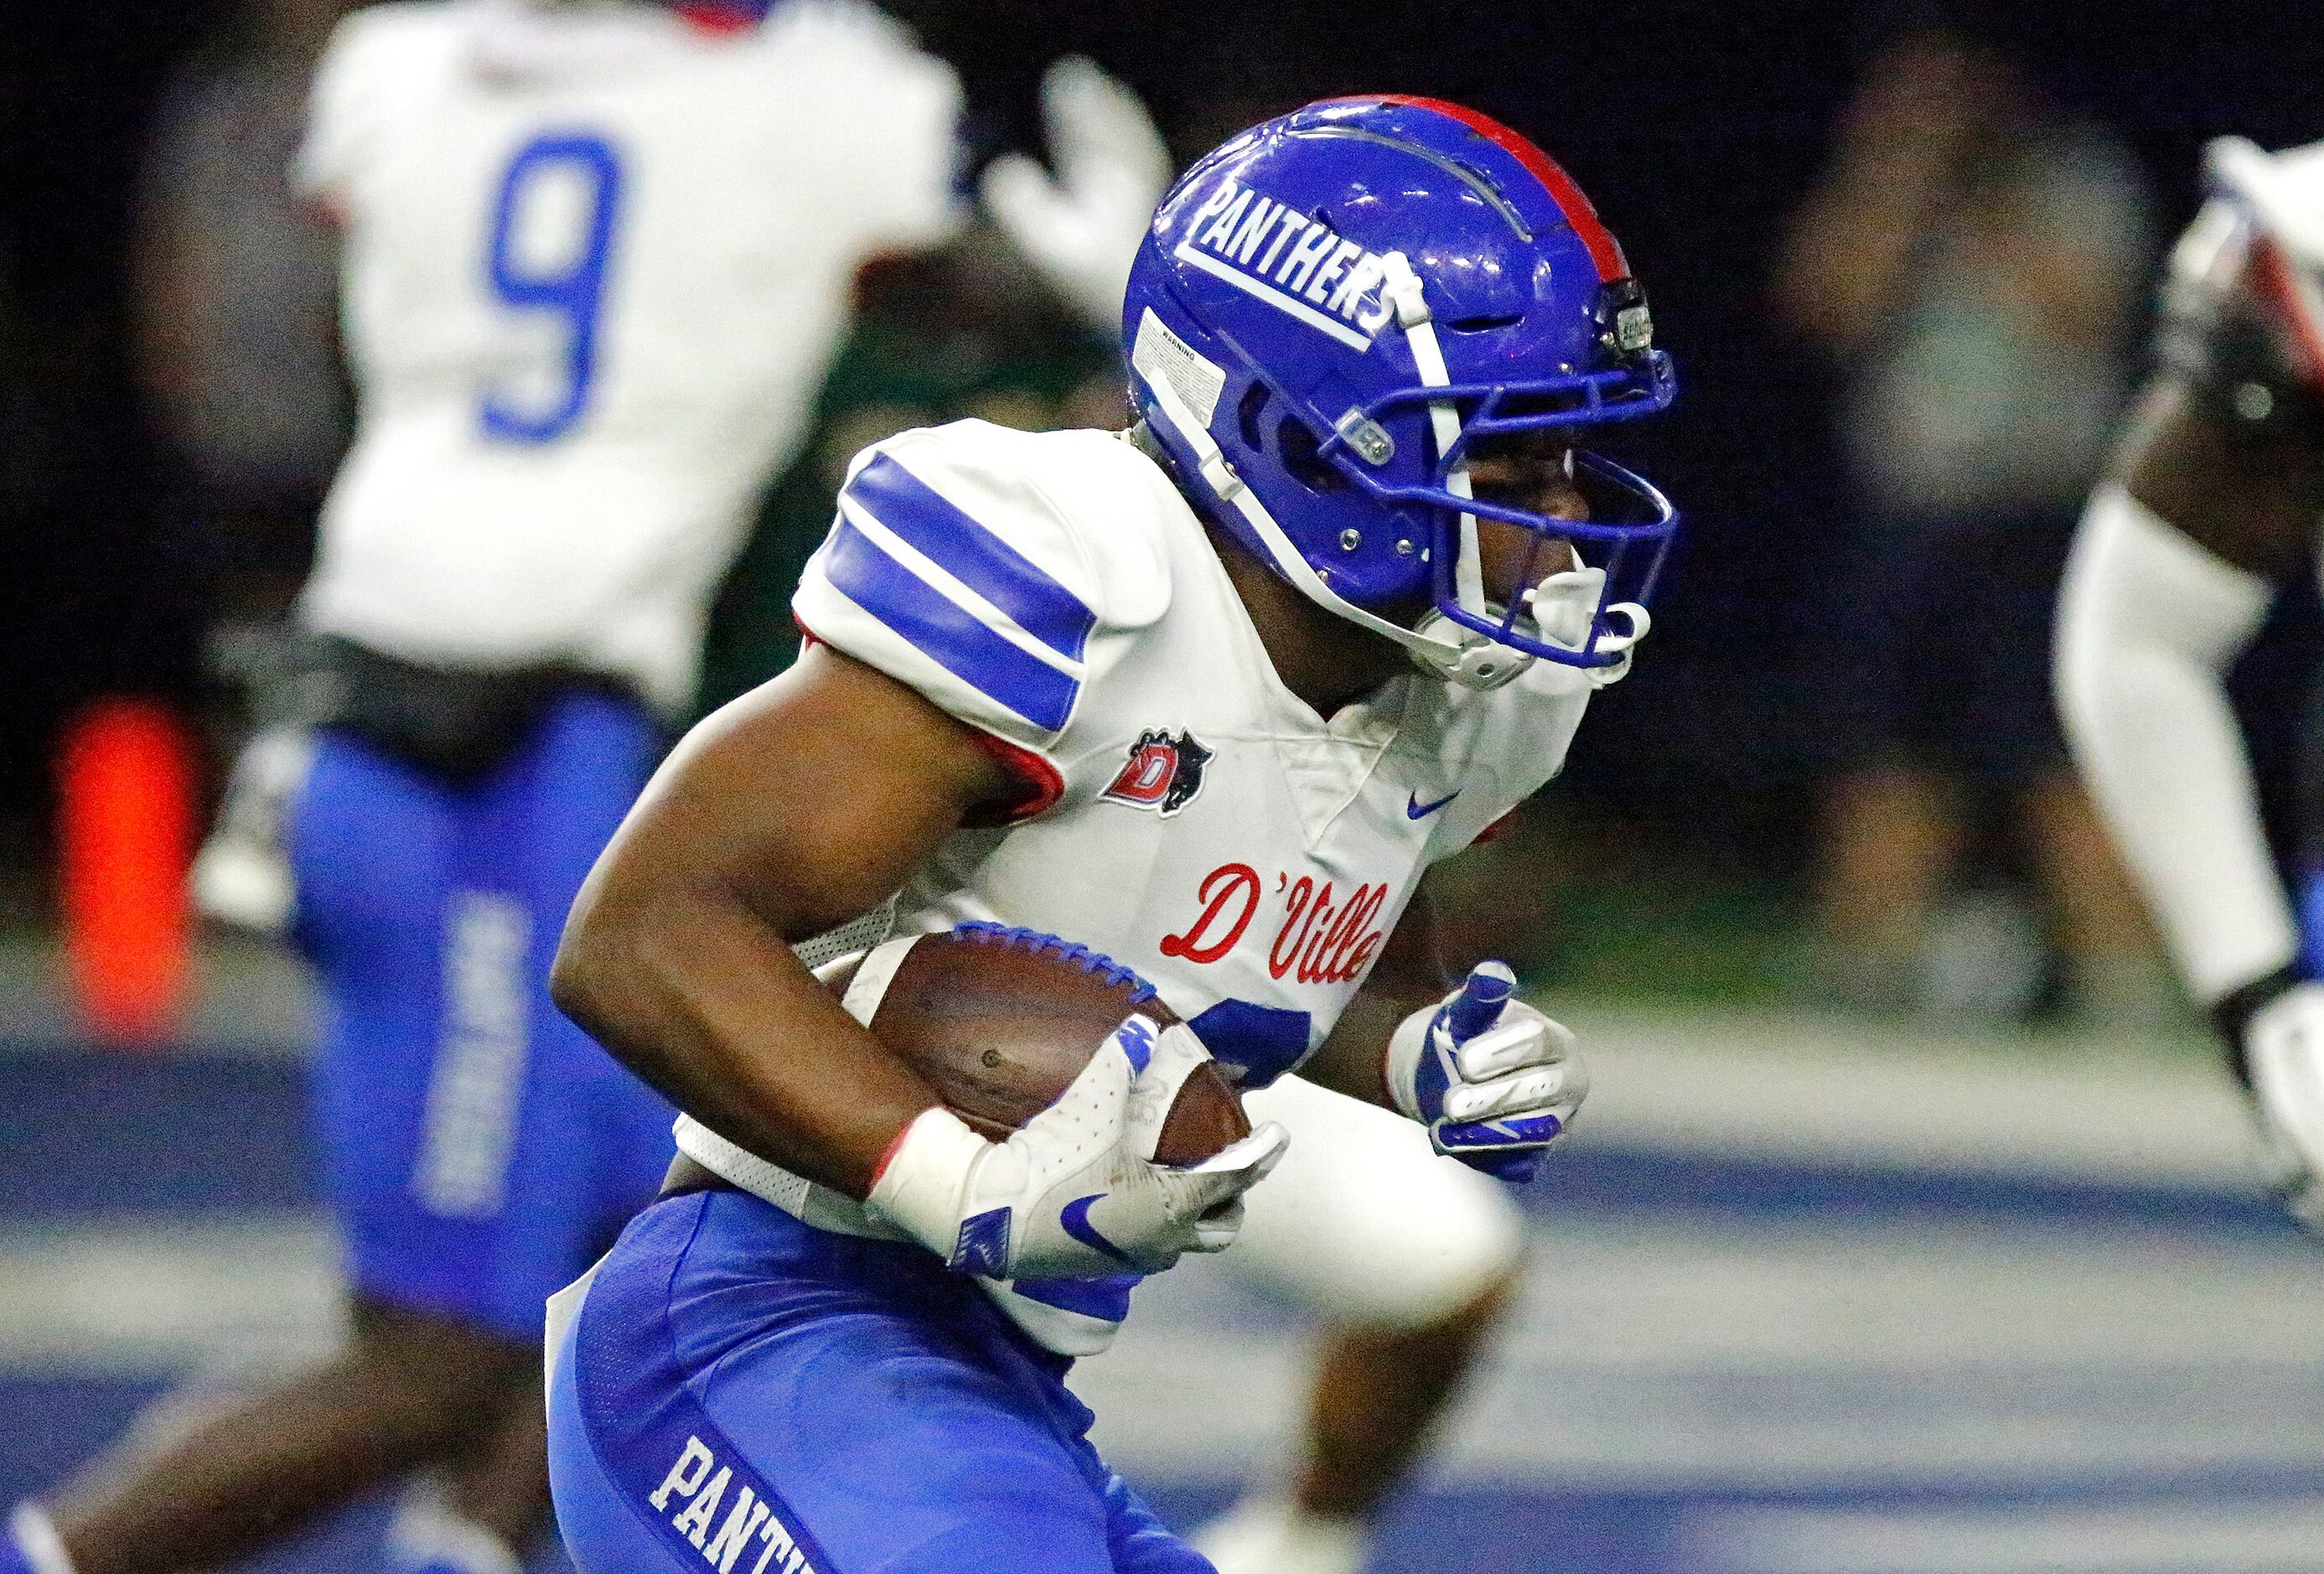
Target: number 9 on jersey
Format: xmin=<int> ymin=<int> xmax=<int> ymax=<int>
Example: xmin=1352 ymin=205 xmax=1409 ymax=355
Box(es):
xmin=479 ymin=131 xmax=624 ymax=444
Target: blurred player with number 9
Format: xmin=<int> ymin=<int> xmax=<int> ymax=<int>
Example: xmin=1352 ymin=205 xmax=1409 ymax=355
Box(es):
xmin=5 ymin=3 xmax=974 ymax=1573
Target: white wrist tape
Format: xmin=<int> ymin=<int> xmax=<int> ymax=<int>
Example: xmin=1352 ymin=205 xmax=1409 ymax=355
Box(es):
xmin=862 ymin=1105 xmax=988 ymax=1261
xmin=1383 ymin=1005 xmax=1434 ymax=1123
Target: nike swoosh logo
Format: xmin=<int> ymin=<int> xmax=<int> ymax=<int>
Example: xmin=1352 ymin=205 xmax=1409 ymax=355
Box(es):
xmin=1060 ymin=1194 xmax=1139 ymax=1267
xmin=1407 ymin=790 xmax=1461 ymax=820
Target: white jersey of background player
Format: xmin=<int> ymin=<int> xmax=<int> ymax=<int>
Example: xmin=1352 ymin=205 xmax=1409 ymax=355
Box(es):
xmin=296 ymin=0 xmax=960 ymax=712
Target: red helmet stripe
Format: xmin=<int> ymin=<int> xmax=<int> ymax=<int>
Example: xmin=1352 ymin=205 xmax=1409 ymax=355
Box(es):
xmin=1355 ymin=95 xmax=1627 ymax=281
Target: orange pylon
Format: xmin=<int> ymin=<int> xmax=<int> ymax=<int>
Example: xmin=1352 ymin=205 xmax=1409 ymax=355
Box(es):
xmin=56 ymin=697 xmax=196 ymax=1045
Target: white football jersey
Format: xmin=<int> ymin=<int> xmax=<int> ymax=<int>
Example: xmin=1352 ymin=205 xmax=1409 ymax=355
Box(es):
xmin=677 ymin=417 xmax=1596 ymax=1351
xmin=294 ymin=0 xmax=962 ymax=713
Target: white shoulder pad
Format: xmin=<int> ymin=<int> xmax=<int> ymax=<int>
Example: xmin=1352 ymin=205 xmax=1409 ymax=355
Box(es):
xmin=794 ymin=421 xmax=1172 ymax=748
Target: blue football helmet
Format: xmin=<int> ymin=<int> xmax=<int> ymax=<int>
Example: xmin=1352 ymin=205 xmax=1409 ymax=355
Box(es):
xmin=1123 ymin=96 xmax=1678 ymax=688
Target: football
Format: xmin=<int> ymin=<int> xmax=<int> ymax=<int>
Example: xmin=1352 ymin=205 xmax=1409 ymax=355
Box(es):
xmin=818 ymin=924 xmax=1250 ymax=1166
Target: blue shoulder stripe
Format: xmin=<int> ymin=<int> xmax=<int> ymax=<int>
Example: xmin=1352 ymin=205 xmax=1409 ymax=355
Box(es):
xmin=842 ymin=453 xmax=1096 ymax=661
xmin=821 ymin=519 xmax=1080 ymax=732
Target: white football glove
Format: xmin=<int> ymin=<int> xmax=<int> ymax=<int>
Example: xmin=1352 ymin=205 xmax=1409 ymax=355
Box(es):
xmin=867 ymin=1014 xmax=1289 ymax=1280
xmin=1384 ymin=962 xmax=1588 ymax=1182
xmin=189 ymin=726 xmax=314 ymax=935
xmin=1527 ymin=564 xmax=1650 ymax=688
xmin=979 ymin=56 xmax=1172 ymax=333
xmin=2236 ymin=981 xmax=2324 ymax=1229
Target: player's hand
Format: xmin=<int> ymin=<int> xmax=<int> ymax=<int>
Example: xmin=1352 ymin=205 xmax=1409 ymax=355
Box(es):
xmin=1527 ymin=565 xmax=1649 ymax=688
xmin=1385 ymin=962 xmax=1587 ymax=1182
xmin=978 ymin=56 xmax=1171 ymax=333
xmin=2235 ymin=981 xmax=2324 ymax=1229
xmin=189 ymin=726 xmax=314 ymax=935
xmin=866 ymin=1015 xmax=1291 ymax=1280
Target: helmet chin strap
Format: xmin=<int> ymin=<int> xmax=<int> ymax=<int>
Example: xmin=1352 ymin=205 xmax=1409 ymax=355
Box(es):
xmin=1381 ymin=250 xmax=1535 ymax=690
xmin=1132 ymin=270 xmax=1535 ymax=691
xmin=1379 ymin=253 xmax=1488 ymax=620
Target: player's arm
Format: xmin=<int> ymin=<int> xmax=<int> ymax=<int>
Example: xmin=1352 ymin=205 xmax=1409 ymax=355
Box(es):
xmin=2056 ymin=246 xmax=2324 ymax=1009
xmin=2055 ymin=198 xmax=2324 ymax=1223
xmin=1300 ymin=884 xmax=1586 ymax=1183
xmin=2058 ymin=381 xmax=2306 ymax=1002
xmin=551 ymin=643 xmax=1007 ymax=1198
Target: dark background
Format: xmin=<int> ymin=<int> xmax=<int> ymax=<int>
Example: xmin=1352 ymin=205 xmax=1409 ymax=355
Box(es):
xmin=5 ymin=0 xmax=2321 ymax=917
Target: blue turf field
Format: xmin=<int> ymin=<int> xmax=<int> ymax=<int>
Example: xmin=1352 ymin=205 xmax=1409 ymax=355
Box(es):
xmin=8 ymin=1007 xmax=2324 ymax=1573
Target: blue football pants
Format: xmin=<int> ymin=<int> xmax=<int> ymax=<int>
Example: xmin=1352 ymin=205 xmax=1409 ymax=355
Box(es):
xmin=289 ymin=689 xmax=675 ymax=1341
xmin=547 ymin=1188 xmax=1214 ymax=1574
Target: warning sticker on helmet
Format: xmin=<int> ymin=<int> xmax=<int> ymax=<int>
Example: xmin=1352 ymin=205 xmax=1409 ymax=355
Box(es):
xmin=1132 ymin=309 xmax=1226 ymax=428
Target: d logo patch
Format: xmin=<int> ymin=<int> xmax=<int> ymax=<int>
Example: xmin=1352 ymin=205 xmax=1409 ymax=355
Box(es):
xmin=1101 ymin=728 xmax=1212 ymax=818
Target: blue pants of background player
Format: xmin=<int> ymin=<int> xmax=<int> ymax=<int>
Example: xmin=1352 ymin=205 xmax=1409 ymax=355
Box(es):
xmin=290 ymin=688 xmax=675 ymax=1341
xmin=546 ymin=1187 xmax=1214 ymax=1574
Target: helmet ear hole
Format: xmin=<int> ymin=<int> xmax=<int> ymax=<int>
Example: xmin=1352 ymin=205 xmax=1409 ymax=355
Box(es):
xmin=1235 ymin=383 xmax=1270 ymax=453
xmin=1277 ymin=417 xmax=1345 ymax=494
